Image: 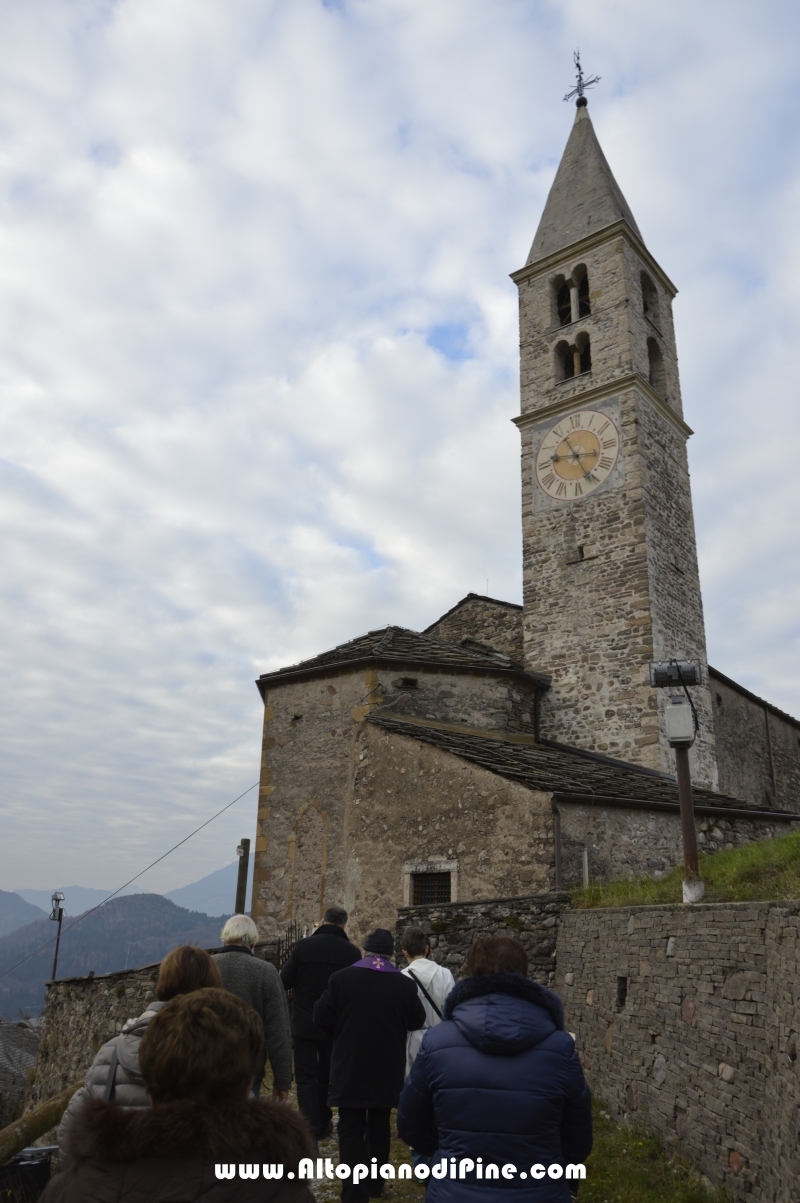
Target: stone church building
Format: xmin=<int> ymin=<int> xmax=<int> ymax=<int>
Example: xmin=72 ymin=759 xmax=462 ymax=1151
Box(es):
xmin=249 ymin=99 xmax=800 ymax=943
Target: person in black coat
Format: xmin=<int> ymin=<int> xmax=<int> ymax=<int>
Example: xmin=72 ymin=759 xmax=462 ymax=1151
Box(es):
xmin=280 ymin=906 xmax=361 ymax=1139
xmin=313 ymin=928 xmax=426 ymax=1202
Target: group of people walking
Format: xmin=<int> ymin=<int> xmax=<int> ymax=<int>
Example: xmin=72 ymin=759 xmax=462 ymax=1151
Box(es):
xmin=45 ymin=906 xmax=591 ymax=1202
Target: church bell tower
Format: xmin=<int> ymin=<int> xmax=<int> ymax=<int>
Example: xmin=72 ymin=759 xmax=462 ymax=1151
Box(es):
xmin=512 ymin=98 xmax=718 ymax=789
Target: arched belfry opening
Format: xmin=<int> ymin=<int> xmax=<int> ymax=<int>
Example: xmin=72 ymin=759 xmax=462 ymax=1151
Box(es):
xmin=575 ymin=264 xmax=591 ymax=318
xmin=555 ymin=277 xmax=572 ymax=326
xmin=556 ymin=333 xmax=591 ymax=381
xmin=641 ymin=271 xmax=659 ymax=322
xmin=553 ymin=268 xmax=591 ymax=327
xmin=648 ymin=337 xmax=665 ymax=395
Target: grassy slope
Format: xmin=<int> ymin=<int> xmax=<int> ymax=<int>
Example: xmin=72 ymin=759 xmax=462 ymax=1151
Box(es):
xmin=573 ymin=828 xmax=800 ymax=909
xmin=580 ymin=1098 xmax=731 ymax=1203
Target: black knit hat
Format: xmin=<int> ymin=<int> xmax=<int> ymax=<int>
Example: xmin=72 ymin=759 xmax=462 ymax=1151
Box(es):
xmin=363 ymin=928 xmax=394 ymax=956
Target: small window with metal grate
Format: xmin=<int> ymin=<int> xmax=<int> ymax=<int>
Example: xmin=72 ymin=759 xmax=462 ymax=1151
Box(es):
xmin=412 ymin=871 xmax=451 ymax=906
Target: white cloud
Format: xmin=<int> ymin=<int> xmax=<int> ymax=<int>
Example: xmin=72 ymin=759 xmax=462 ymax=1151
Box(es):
xmin=1 ymin=0 xmax=799 ymax=892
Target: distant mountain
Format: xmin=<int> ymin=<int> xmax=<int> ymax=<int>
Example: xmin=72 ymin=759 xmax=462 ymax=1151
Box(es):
xmin=15 ymin=857 xmax=254 ymax=922
xmin=0 ymin=894 xmax=227 ymax=1019
xmin=15 ymin=884 xmax=147 ymax=916
xmin=0 ymin=891 xmax=47 ymax=938
xmin=165 ymin=860 xmax=253 ymax=918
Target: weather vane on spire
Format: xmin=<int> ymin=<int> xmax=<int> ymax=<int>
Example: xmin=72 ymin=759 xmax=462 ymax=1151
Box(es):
xmin=563 ymin=51 xmax=600 ymax=106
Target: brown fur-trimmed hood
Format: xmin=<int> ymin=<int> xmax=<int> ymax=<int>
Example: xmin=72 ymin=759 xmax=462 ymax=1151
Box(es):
xmin=65 ymin=1096 xmax=314 ymax=1168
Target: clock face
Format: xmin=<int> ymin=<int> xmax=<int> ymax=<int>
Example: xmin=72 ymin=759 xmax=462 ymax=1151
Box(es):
xmin=536 ymin=408 xmax=621 ymax=502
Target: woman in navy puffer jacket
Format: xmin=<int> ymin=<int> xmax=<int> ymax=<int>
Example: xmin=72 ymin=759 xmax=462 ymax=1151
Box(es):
xmin=396 ymin=937 xmax=592 ymax=1202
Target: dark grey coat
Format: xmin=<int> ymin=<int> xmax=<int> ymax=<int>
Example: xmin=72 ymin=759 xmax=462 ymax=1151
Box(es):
xmin=212 ymin=946 xmax=292 ymax=1090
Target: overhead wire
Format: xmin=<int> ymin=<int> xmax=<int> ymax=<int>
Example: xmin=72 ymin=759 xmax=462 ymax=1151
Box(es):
xmin=0 ymin=779 xmax=260 ymax=982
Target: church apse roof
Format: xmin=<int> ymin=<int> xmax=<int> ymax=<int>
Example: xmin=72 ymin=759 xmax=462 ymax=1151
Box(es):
xmin=526 ymin=103 xmax=643 ymax=266
xmin=256 ymin=625 xmax=550 ymax=696
xmin=367 ymin=712 xmax=799 ymax=822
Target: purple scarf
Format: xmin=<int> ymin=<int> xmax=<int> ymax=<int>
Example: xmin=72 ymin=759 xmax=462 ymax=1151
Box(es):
xmin=352 ymin=954 xmax=399 ymax=973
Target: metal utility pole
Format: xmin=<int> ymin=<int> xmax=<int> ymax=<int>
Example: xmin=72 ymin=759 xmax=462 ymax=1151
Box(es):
xmin=650 ymin=660 xmax=704 ymax=903
xmin=235 ymin=839 xmax=250 ymax=915
xmin=50 ymin=892 xmax=65 ymax=980
xmin=674 ymin=741 xmax=702 ymax=895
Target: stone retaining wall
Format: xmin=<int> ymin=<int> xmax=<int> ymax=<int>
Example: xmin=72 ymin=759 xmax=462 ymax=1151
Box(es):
xmin=556 ymin=901 xmax=800 ymax=1202
xmin=28 ymin=942 xmax=279 ymax=1110
xmin=395 ymin=892 xmax=570 ymax=983
xmin=762 ymin=905 xmax=800 ymax=1202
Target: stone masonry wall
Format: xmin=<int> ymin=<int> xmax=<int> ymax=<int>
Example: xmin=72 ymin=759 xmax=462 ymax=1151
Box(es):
xmin=424 ymin=596 xmax=524 ymax=663
xmin=28 ymin=943 xmax=278 ymax=1112
xmin=557 ymin=803 xmax=792 ymax=888
xmin=763 ymin=905 xmax=800 ymax=1202
xmin=516 ymin=220 xmax=717 ymax=787
xmin=637 ymin=386 xmax=717 ymax=788
xmin=555 ymin=901 xmax=800 ymax=1201
xmin=345 ymin=726 xmax=555 ymax=946
xmin=520 ymin=385 xmax=657 ymax=764
xmin=424 ymin=597 xmax=800 ymax=812
xmin=712 ymin=672 xmax=800 ymax=811
xmin=29 ymin=964 xmax=160 ymax=1107
xmin=395 ymin=893 xmax=569 ymax=985
xmin=253 ymin=667 xmax=540 ymax=941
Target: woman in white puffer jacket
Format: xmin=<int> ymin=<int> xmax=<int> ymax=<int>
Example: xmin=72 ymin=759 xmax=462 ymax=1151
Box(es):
xmin=58 ymin=945 xmax=221 ymax=1154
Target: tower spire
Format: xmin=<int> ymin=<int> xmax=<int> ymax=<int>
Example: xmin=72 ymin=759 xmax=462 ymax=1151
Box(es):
xmin=526 ymin=95 xmax=642 ymax=266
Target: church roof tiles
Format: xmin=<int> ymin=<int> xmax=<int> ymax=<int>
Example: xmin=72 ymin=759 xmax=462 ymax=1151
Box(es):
xmin=367 ymin=712 xmax=799 ymax=821
xmin=256 ymin=625 xmax=550 ymax=694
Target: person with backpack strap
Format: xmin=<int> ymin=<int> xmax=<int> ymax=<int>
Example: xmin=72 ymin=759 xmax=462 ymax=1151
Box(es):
xmin=400 ymin=927 xmax=455 ymax=1077
xmin=58 ymin=946 xmax=222 ymax=1157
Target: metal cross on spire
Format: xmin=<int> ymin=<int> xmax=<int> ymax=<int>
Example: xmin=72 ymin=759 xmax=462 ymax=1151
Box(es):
xmin=563 ymin=50 xmax=600 ymax=105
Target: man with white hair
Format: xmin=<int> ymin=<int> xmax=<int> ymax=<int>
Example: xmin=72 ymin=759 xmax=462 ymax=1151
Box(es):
xmin=212 ymin=914 xmax=292 ymax=1100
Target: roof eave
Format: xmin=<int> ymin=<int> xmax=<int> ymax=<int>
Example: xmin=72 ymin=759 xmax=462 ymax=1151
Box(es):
xmin=552 ymin=791 xmax=800 ymax=823
xmin=708 ymin=665 xmax=800 ymax=731
xmin=256 ymin=656 xmax=551 ymax=700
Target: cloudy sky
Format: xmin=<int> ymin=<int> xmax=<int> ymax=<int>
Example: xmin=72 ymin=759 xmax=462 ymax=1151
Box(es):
xmin=2 ymin=0 xmax=799 ymax=896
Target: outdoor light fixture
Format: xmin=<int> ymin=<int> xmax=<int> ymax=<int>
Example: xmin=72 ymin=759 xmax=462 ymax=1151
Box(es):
xmin=649 ymin=659 xmax=702 ymax=688
xmin=50 ymin=891 xmax=65 ymax=981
